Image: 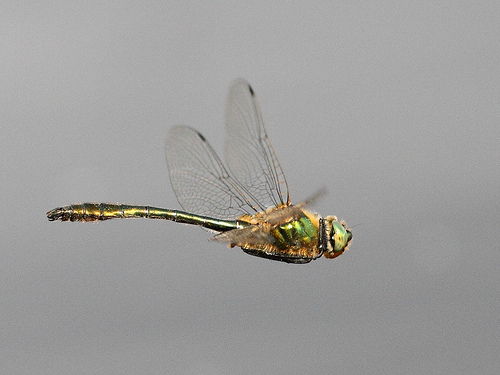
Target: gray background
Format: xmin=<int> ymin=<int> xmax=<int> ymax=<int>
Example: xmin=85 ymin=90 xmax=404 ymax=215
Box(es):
xmin=2 ymin=2 xmax=499 ymax=374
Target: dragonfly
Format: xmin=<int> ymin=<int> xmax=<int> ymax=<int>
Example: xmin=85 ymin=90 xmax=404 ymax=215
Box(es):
xmin=47 ymin=79 xmax=352 ymax=264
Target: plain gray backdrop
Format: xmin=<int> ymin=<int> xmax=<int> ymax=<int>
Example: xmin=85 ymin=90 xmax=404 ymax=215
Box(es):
xmin=2 ymin=1 xmax=499 ymax=374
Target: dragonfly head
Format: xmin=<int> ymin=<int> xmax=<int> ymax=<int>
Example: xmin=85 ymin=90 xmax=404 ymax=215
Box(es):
xmin=323 ymin=216 xmax=352 ymax=259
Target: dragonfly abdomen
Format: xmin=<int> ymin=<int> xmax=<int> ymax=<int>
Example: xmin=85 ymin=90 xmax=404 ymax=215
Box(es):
xmin=47 ymin=203 xmax=157 ymax=222
xmin=46 ymin=203 xmax=241 ymax=232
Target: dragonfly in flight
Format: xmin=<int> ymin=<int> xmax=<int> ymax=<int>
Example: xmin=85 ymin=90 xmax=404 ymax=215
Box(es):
xmin=47 ymin=79 xmax=352 ymax=264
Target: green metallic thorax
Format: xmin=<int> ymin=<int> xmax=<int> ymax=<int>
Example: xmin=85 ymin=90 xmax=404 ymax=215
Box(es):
xmin=269 ymin=214 xmax=318 ymax=250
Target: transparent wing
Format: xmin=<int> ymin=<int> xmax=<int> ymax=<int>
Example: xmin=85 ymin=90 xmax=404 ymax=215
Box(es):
xmin=165 ymin=126 xmax=262 ymax=220
xmin=225 ymin=79 xmax=290 ymax=210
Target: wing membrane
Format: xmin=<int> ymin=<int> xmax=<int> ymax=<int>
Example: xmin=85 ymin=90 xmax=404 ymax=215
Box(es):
xmin=165 ymin=126 xmax=261 ymax=219
xmin=165 ymin=80 xmax=290 ymax=220
xmin=225 ymin=79 xmax=290 ymax=209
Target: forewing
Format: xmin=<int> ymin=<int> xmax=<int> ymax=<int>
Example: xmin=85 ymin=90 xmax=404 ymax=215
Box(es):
xmin=225 ymin=79 xmax=290 ymax=210
xmin=165 ymin=126 xmax=261 ymax=220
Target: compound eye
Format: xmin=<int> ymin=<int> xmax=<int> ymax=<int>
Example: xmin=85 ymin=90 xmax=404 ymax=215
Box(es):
xmin=331 ymin=221 xmax=350 ymax=252
xmin=323 ymin=218 xmax=351 ymax=259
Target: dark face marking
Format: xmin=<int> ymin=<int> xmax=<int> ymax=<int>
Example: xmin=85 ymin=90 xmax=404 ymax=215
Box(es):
xmin=248 ymin=85 xmax=254 ymax=96
xmin=329 ymin=235 xmax=336 ymax=252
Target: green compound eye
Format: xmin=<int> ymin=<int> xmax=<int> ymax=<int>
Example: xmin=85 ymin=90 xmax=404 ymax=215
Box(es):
xmin=323 ymin=218 xmax=352 ymax=259
xmin=331 ymin=220 xmax=352 ymax=252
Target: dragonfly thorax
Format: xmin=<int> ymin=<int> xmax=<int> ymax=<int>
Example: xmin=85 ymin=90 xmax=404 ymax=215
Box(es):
xmin=323 ymin=216 xmax=352 ymax=259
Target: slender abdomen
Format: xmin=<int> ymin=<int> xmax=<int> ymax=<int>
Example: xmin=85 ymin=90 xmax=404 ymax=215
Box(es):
xmin=46 ymin=203 xmax=241 ymax=231
xmin=47 ymin=203 xmax=164 ymax=222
